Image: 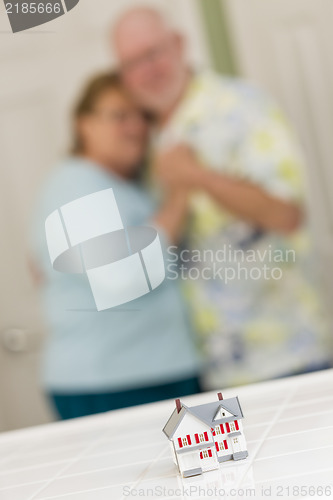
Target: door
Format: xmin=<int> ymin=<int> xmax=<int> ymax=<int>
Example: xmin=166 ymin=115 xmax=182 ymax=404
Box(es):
xmin=224 ymin=0 xmax=333 ymax=323
xmin=0 ymin=0 xmax=210 ymax=431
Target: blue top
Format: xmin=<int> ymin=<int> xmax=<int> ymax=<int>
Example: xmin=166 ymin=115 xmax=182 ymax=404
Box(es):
xmin=32 ymin=157 xmax=200 ymax=392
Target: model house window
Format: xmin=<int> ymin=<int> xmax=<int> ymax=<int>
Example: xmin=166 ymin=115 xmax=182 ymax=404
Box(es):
xmin=197 ymin=432 xmax=209 ymax=443
xmin=229 ymin=422 xmax=236 ymax=432
xmin=215 ymin=425 xmax=221 ymax=435
xmin=233 ymin=438 xmax=239 ymax=444
xmin=178 ymin=435 xmax=192 ymax=448
xmin=215 ymin=440 xmax=228 ymax=452
xmin=201 ymin=449 xmax=209 ymax=459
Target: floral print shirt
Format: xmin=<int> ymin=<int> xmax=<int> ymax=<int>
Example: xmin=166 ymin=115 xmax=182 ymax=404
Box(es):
xmin=154 ymin=71 xmax=331 ymax=389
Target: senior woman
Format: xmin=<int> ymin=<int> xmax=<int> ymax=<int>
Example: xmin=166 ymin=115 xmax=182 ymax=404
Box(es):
xmin=31 ymin=73 xmax=200 ymax=419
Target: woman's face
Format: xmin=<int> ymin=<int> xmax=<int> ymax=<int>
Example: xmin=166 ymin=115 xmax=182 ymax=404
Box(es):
xmin=79 ymin=88 xmax=148 ymax=177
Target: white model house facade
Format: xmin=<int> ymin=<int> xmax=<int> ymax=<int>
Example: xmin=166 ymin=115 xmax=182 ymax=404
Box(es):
xmin=163 ymin=393 xmax=248 ymax=478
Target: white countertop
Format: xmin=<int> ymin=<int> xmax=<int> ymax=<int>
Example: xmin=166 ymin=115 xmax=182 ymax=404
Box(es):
xmin=0 ymin=369 xmax=333 ymax=500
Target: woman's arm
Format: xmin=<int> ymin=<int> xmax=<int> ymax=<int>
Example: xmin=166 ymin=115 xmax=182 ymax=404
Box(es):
xmin=28 ymin=257 xmax=44 ymax=286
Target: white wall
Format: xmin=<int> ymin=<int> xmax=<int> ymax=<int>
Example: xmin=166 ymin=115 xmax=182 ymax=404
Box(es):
xmin=224 ymin=0 xmax=333 ymax=321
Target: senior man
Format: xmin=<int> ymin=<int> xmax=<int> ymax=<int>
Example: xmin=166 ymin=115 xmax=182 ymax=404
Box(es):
xmin=112 ymin=6 xmax=331 ymax=388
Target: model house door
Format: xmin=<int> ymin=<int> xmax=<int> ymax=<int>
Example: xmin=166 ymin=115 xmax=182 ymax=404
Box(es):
xmin=224 ymin=0 xmax=333 ymax=324
xmin=231 ymin=436 xmax=241 ymax=454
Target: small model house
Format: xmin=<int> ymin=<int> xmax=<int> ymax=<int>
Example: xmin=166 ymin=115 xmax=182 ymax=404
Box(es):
xmin=163 ymin=393 xmax=248 ymax=478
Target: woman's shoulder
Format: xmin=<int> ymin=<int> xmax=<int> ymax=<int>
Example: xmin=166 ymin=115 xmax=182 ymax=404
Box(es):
xmin=39 ymin=156 xmax=152 ymax=223
xmin=41 ymin=156 xmax=119 ymax=207
xmin=47 ymin=156 xmax=111 ymax=186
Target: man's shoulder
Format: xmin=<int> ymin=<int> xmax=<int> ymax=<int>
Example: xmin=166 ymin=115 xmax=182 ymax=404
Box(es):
xmin=192 ymin=70 xmax=267 ymax=104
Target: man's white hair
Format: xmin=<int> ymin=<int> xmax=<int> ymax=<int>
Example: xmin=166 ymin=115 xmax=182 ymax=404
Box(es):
xmin=111 ymin=0 xmax=180 ymax=38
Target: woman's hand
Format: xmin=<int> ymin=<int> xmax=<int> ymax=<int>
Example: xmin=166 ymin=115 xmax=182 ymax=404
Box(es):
xmin=154 ymin=144 xmax=201 ymax=190
xmin=153 ymin=144 xmax=195 ymax=242
xmin=153 ymin=188 xmax=190 ymax=244
xmin=154 ymin=143 xmax=302 ymax=234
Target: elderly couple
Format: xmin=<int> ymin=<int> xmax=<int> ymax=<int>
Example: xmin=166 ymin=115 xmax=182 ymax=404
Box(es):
xmin=33 ymin=7 xmax=331 ymax=419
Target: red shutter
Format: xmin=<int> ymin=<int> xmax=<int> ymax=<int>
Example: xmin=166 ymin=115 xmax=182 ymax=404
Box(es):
xmin=204 ymin=432 xmax=209 ymax=441
xmin=187 ymin=434 xmax=192 ymax=445
xmin=215 ymin=441 xmax=219 ymax=452
xmin=226 ymin=422 xmax=230 ymax=433
xmin=234 ymin=420 xmax=239 ymax=430
xmin=224 ymin=439 xmax=228 ymax=449
xmin=200 ymin=451 xmax=203 ymax=459
xmin=212 ymin=428 xmax=216 ymax=436
xmin=178 ymin=438 xmax=183 ymax=448
xmin=208 ymin=449 xmax=212 ymax=457
xmin=220 ymin=424 xmax=225 ymax=434
xmin=195 ymin=433 xmax=199 ymax=444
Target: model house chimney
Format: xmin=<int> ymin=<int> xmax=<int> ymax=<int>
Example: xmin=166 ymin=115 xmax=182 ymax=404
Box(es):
xmin=175 ymin=398 xmax=181 ymax=414
xmin=217 ymin=392 xmax=223 ymax=401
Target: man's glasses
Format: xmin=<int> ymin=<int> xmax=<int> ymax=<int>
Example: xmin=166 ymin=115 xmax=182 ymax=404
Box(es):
xmin=119 ymin=38 xmax=173 ymax=75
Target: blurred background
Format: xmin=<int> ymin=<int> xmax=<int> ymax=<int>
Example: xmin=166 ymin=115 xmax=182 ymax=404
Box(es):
xmin=1 ymin=0 xmax=333 ymax=432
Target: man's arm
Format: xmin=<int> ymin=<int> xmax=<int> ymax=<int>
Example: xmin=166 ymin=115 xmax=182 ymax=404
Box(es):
xmin=155 ymin=145 xmax=302 ymax=234
xmin=192 ymin=168 xmax=302 ymax=233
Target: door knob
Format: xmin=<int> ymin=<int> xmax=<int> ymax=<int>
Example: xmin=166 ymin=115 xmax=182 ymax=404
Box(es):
xmin=1 ymin=328 xmax=28 ymax=353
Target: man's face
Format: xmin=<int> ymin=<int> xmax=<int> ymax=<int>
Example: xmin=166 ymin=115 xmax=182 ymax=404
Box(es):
xmin=114 ymin=14 xmax=186 ymax=114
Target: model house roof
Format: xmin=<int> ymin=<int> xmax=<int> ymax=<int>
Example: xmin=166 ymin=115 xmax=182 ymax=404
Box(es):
xmin=163 ymin=395 xmax=244 ymax=439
